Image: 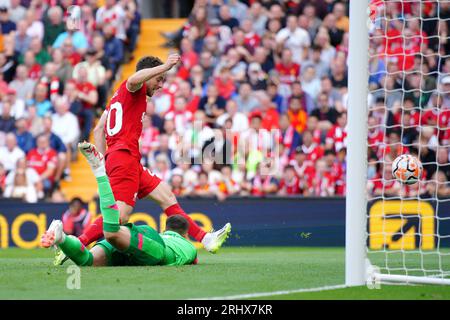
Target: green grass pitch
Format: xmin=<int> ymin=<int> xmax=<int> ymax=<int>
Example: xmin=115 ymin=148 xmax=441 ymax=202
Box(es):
xmin=1 ymin=247 xmax=450 ymax=300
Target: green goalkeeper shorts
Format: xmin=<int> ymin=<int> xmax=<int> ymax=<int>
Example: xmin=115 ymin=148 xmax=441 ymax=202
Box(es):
xmin=95 ymin=223 xmax=166 ymax=266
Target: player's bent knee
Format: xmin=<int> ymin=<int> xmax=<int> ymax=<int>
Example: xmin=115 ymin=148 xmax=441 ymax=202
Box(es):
xmin=150 ymin=182 xmax=177 ymax=207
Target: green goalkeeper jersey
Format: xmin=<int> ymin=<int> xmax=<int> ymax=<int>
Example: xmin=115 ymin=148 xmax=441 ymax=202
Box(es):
xmin=160 ymin=231 xmax=197 ymax=266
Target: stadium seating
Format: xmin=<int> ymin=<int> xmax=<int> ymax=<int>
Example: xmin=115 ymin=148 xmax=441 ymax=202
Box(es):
xmin=60 ymin=18 xmax=186 ymax=202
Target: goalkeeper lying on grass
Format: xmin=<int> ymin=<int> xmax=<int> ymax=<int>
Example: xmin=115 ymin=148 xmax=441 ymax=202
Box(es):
xmin=40 ymin=141 xmax=197 ymax=267
xmin=41 ymin=214 xmax=197 ymax=267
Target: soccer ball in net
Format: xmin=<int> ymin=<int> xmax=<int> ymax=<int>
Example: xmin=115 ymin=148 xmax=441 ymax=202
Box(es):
xmin=392 ymin=154 xmax=423 ymax=185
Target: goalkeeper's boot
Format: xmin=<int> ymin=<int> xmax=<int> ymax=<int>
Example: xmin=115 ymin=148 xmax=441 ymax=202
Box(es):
xmin=41 ymin=220 xmax=65 ymax=248
xmin=201 ymin=223 xmax=232 ymax=254
xmin=78 ymin=141 xmax=105 ymax=172
xmin=53 ymin=248 xmax=69 ymax=266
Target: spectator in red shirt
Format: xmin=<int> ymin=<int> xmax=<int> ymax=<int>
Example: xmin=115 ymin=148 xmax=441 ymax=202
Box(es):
xmin=74 ymin=66 xmax=98 ymax=141
xmin=177 ymin=38 xmax=199 ymax=80
xmin=23 ymin=49 xmax=41 ymax=80
xmin=368 ymin=159 xmax=401 ymax=198
xmin=324 ymin=149 xmax=346 ymax=196
xmin=256 ymin=92 xmax=279 ymax=130
xmin=39 ymin=62 xmax=61 ymax=102
xmin=305 ymin=115 xmax=323 ymax=145
xmin=299 ymin=130 xmax=324 ymax=163
xmin=61 ymin=197 xmax=92 ymax=237
xmin=325 ymin=112 xmax=347 ymax=152
xmin=289 ymin=146 xmax=315 ymax=182
xmin=242 ymin=162 xmax=279 ymax=196
xmin=275 ymin=48 xmax=300 ymax=96
xmin=278 ymin=165 xmax=301 ymax=196
xmin=378 ymin=130 xmax=409 ymax=163
xmin=61 ymin=37 xmax=82 ymax=67
xmin=367 ymin=115 xmax=385 ymax=154
xmin=26 ymin=134 xmax=58 ymax=195
xmin=393 ymin=97 xmax=420 ymax=126
xmin=225 ymin=28 xmax=254 ymax=57
xmin=241 ymin=18 xmax=261 ymax=49
xmin=214 ymin=66 xmax=236 ymax=100
xmin=306 ymin=159 xmax=336 ymax=197
xmin=178 ymin=80 xmax=200 ymax=113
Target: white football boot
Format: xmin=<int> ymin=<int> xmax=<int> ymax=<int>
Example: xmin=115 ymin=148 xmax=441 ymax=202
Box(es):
xmin=78 ymin=141 xmax=105 ymax=174
xmin=41 ymin=220 xmax=65 ymax=248
xmin=201 ymin=223 xmax=232 ymax=254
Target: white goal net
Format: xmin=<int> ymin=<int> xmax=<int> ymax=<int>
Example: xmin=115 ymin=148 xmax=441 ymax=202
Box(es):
xmin=365 ymin=0 xmax=450 ymax=284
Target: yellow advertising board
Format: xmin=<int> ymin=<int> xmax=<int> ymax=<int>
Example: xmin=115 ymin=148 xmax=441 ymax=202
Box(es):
xmin=369 ymin=201 xmax=435 ymax=250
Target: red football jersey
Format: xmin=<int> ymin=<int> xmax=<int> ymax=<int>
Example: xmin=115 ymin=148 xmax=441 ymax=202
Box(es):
xmin=369 ymin=174 xmax=401 ymax=197
xmin=29 ymin=64 xmax=42 ymax=80
xmin=279 ymin=176 xmax=301 ymax=195
xmin=275 ymin=62 xmax=300 ymax=85
xmin=394 ymin=109 xmax=420 ymax=126
xmin=27 ymin=148 xmax=57 ymax=180
xmin=300 ymin=143 xmax=324 ymax=162
xmin=368 ymin=128 xmax=384 ymax=151
xmin=105 ymin=80 xmax=148 ymax=161
xmin=76 ymin=81 xmax=97 ymax=110
xmin=326 ymin=125 xmax=347 ymax=152
xmin=439 ymin=109 xmax=450 ymax=143
xmin=305 ymin=170 xmax=336 ymax=196
xmin=421 ymin=107 xmax=439 ymax=125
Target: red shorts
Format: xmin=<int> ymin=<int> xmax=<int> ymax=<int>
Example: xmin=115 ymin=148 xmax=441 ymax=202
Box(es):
xmin=105 ymin=150 xmax=161 ymax=207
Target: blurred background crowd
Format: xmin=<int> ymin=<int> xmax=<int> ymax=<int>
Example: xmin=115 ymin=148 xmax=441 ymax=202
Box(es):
xmin=0 ymin=0 xmax=448 ymax=205
xmin=0 ymin=0 xmax=140 ymax=202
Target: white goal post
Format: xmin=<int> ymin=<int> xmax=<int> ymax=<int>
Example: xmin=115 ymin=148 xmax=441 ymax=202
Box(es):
xmin=346 ymin=0 xmax=450 ymax=286
xmin=345 ymin=0 xmax=370 ymax=286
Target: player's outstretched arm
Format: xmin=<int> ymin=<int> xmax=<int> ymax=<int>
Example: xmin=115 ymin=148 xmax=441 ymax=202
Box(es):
xmin=126 ymin=53 xmax=180 ymax=92
xmin=94 ymin=110 xmax=107 ymax=155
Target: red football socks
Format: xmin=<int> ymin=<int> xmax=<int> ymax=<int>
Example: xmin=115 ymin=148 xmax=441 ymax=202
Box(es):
xmin=79 ymin=216 xmax=104 ymax=246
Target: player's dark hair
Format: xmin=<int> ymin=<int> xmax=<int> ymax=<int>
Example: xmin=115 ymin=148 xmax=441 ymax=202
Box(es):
xmin=136 ymin=56 xmax=163 ymax=72
xmin=166 ymin=215 xmax=190 ymax=236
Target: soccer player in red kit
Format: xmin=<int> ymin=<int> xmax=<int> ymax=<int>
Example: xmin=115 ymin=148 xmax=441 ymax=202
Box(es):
xmin=54 ymin=54 xmax=231 ymax=265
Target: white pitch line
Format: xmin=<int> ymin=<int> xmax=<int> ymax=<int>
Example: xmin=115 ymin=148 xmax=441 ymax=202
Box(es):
xmin=196 ymin=284 xmax=347 ymax=300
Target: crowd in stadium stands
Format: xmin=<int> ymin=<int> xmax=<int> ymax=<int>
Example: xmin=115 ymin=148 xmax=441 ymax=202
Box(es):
xmin=0 ymin=0 xmax=140 ymax=202
xmin=0 ymin=0 xmax=448 ymax=203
